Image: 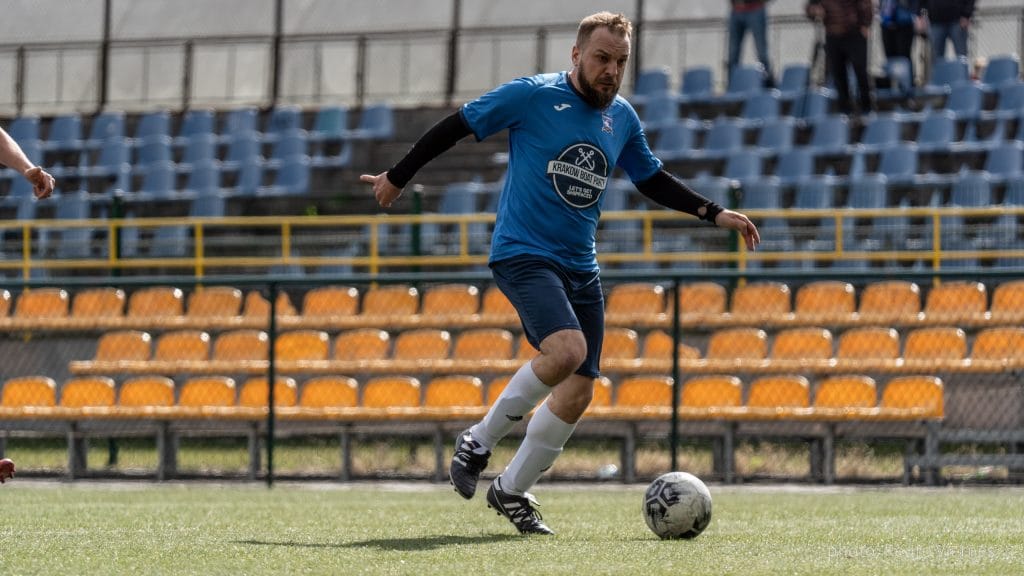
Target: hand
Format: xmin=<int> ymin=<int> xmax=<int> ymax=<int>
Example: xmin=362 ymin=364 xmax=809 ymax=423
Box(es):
xmin=861 ymin=26 xmax=870 ymax=39
xmin=359 ymin=172 xmax=403 ymax=209
xmin=959 ymin=17 xmax=970 ymax=29
xmin=24 ymin=166 xmax=55 ymax=199
xmin=714 ymin=209 xmax=761 ymax=251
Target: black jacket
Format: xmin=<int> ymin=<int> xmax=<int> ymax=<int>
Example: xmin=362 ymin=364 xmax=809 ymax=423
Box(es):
xmin=921 ymin=0 xmax=975 ymax=23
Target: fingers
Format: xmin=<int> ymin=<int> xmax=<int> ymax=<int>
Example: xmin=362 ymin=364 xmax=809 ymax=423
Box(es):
xmin=25 ymin=167 xmax=55 ymax=199
xmin=359 ymin=174 xmax=376 ymax=184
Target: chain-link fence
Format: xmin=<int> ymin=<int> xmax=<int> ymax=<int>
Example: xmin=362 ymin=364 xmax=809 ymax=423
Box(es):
xmin=1 ymin=269 xmax=1022 ymax=485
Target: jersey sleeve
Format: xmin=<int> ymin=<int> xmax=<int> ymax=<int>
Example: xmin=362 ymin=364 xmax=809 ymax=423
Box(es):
xmin=616 ymin=105 xmax=663 ymax=183
xmin=461 ymin=76 xmax=538 ymax=141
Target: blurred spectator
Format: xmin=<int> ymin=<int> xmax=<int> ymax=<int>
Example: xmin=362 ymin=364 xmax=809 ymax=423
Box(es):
xmin=728 ymin=0 xmax=776 ymax=88
xmin=880 ymin=0 xmax=922 ymax=83
xmin=806 ymin=0 xmax=875 ymax=115
xmin=922 ymin=0 xmax=974 ymax=61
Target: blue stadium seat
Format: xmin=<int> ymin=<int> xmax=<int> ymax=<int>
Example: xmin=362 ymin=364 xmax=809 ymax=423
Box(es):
xmin=258 ymin=156 xmax=310 ymax=197
xmin=678 ymin=66 xmax=714 ymax=105
xmin=84 ymin=138 xmax=131 ymax=195
xmin=920 ymin=57 xmax=969 ymax=97
xmin=876 ymin=57 xmax=913 ymax=103
xmin=86 ymin=111 xmax=126 ymax=149
xmin=55 ymin=190 xmax=94 ymax=259
xmin=721 ymin=64 xmax=765 ymax=103
xmin=943 ymin=81 xmax=983 ymax=122
xmin=982 ymin=141 xmax=1024 ymax=184
xmin=776 ymin=64 xmax=809 ymax=103
xmin=221 ymin=107 xmax=259 ymax=140
xmin=807 ymin=114 xmax=849 ymax=157
xmin=175 ymin=109 xmax=216 ymax=145
xmin=1005 ymin=177 xmax=1024 ymax=206
xmin=266 ymin=105 xmax=304 ymax=136
xmin=183 ymin=160 xmax=221 ymax=197
xmin=189 ymin=187 xmax=227 ymax=218
xmin=979 ymin=54 xmax=1020 ymax=93
xmin=652 ymin=119 xmax=699 ymax=161
xmin=8 ymin=115 xmax=40 ymax=143
xmin=981 ymin=82 xmax=1024 ymax=122
xmin=915 ymin=110 xmax=957 ymax=154
xmin=349 ymin=103 xmax=394 ymax=140
xmin=753 ymin=116 xmax=795 ymax=154
xmin=134 ymin=110 xmax=171 ymax=141
xmin=845 ymin=173 xmax=889 ymax=249
xmin=233 ymin=158 xmax=263 ymax=197
xmin=315 ymin=246 xmax=358 ymax=277
xmin=265 ymin=130 xmax=308 ymax=169
xmin=877 ymin=143 xmax=920 ymax=185
xmin=737 ymin=91 xmax=781 ymax=129
xmin=739 ymin=177 xmax=781 ymax=210
xmin=44 ymin=114 xmax=84 ymax=159
xmin=700 ymin=117 xmax=743 ymax=160
xmin=137 ymin=161 xmax=176 ymax=199
xmin=179 ymin=133 xmax=217 ymax=168
xmin=439 ymin=181 xmax=482 ymax=214
xmin=723 ymin=152 xmax=763 ymax=184
xmin=223 ymin=131 xmax=262 ymax=172
xmin=685 ymin=173 xmax=733 ymax=208
xmin=774 ymin=147 xmax=814 ymax=187
xmin=310 ymin=105 xmax=350 ymax=142
xmin=790 ymin=89 xmax=831 ymax=125
xmin=639 ymin=91 xmax=679 ymax=134
xmin=944 ymin=170 xmax=993 ymax=242
xmin=136 ymin=135 xmax=174 ymax=166
xmin=631 ymin=67 xmax=671 ymax=106
xmin=856 ymin=114 xmax=901 ymax=154
xmin=150 ymin=225 xmax=189 ymax=258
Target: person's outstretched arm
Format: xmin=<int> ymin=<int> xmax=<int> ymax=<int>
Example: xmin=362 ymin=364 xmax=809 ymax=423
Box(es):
xmin=0 ymin=126 xmax=55 ymax=199
xmin=360 ymin=110 xmax=473 ymax=208
xmin=635 ymin=169 xmax=761 ymax=250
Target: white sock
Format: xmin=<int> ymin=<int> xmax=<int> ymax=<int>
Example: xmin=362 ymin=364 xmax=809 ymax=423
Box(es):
xmin=471 ymin=361 xmax=550 ymax=450
xmin=500 ymin=401 xmax=577 ymax=495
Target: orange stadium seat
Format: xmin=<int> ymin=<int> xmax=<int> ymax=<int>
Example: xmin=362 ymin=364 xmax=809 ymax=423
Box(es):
xmin=0 ymin=289 xmax=10 ymax=317
xmin=677 ymin=282 xmax=727 ymax=318
xmin=393 ymin=329 xmax=451 ymax=360
xmin=858 ymin=281 xmax=920 ymax=322
xmin=299 ymin=376 xmax=358 ymax=408
xmin=771 ymin=327 xmax=834 ymax=360
xmin=275 ymin=330 xmax=330 ymax=361
xmin=453 ymin=329 xmax=514 ymax=360
xmin=730 ymin=281 xmax=792 ymax=320
xmin=880 ymin=376 xmax=944 ymax=417
xmin=243 ymin=290 xmax=298 ymax=317
xmin=60 ymin=377 xmax=116 ymax=408
xmin=515 ymin=333 xmax=538 ymax=360
xmin=591 ymin=376 xmax=613 ymax=408
xmin=923 ymin=281 xmax=988 ymax=323
xmin=71 ymin=287 xmax=126 ymax=318
xmin=423 ymin=376 xmax=484 ymax=407
xmin=302 ymin=285 xmax=360 ymax=317
xmin=813 ymin=375 xmax=877 ymax=408
xmin=14 ymin=288 xmax=70 ymax=318
xmin=127 ymin=286 xmax=184 ymax=318
xmin=606 ymin=283 xmax=666 ymax=317
xmin=334 ymin=328 xmax=391 ymax=360
xmin=118 ymin=376 xmax=175 ymax=407
xmin=153 ymin=330 xmax=211 ymax=361
xmin=94 ymin=330 xmax=152 ymax=362
xmin=480 ymin=286 xmax=517 ymax=319
xmin=421 ymin=283 xmax=480 ymax=318
xmin=602 ymin=327 xmax=640 ymax=360
xmin=238 ymin=377 xmax=298 ymax=407
xmin=681 ymin=375 xmax=743 ymax=408
xmin=213 ymin=330 xmax=269 ymax=362
xmin=1 ymin=376 xmax=57 ymax=407
xmin=990 ymin=280 xmax=1024 ymax=321
xmin=971 ymin=326 xmax=1024 ymax=361
xmin=361 ymin=285 xmax=419 ymax=316
xmin=836 ymin=327 xmax=901 ymax=360
xmin=706 ymin=328 xmax=768 ymax=360
xmin=179 ymin=376 xmax=236 ymax=407
xmin=642 ymin=330 xmax=701 ymax=360
xmin=486 ymin=375 xmax=512 ymax=406
xmin=746 ymin=375 xmax=810 ymax=408
xmin=186 ymin=286 xmax=243 ymax=318
xmin=362 ymin=376 xmax=421 ymax=408
xmin=903 ymin=326 xmax=967 ymax=360
xmin=794 ymin=281 xmax=855 ymax=322
xmin=615 ymin=376 xmax=674 ymax=407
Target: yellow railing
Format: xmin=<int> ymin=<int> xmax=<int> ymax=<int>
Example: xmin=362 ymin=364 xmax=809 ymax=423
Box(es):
xmin=1 ymin=206 xmax=1021 ymax=278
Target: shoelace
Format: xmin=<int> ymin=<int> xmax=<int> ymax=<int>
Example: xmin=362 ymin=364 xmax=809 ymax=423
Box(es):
xmin=507 ymin=493 xmax=544 ymax=525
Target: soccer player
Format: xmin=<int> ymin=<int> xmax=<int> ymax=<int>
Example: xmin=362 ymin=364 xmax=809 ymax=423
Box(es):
xmin=0 ymin=125 xmax=55 ymax=199
xmin=361 ymin=11 xmax=760 ymax=535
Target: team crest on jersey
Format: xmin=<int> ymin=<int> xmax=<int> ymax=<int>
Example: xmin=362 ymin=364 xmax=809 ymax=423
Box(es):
xmin=546 ymin=143 xmax=608 ymax=208
xmin=602 ymin=114 xmax=613 ymax=134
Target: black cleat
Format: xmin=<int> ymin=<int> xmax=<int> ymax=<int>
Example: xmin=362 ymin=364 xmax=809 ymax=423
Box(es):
xmin=449 ymin=428 xmax=490 ymax=499
xmin=486 ymin=478 xmax=555 ymax=535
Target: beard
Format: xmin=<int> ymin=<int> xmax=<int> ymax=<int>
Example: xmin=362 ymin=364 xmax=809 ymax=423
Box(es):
xmin=575 ymin=65 xmax=619 ymax=109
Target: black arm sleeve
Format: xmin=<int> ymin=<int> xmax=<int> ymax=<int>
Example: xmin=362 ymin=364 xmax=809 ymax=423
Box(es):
xmin=386 ymin=110 xmax=474 ymax=189
xmin=634 ymin=169 xmax=725 ymax=223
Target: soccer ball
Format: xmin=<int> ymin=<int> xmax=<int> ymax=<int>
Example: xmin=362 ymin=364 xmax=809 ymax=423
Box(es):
xmin=642 ymin=471 xmax=712 ymax=539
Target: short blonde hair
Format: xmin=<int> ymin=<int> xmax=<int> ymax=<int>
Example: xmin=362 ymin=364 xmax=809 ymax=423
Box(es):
xmin=577 ymin=12 xmax=633 ymax=47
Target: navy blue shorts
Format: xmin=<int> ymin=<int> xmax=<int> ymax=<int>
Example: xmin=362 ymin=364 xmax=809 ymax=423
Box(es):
xmin=490 ymin=254 xmax=604 ymax=378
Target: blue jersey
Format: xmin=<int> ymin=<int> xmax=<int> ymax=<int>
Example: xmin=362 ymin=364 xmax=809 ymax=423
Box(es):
xmin=461 ymin=72 xmax=662 ymax=272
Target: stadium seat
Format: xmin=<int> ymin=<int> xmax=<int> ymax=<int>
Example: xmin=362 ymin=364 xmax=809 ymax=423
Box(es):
xmin=722 ymin=151 xmax=763 ymax=184
xmin=70 ymin=287 xmax=125 ymax=318
xmin=631 ymin=67 xmax=671 ymax=106
xmin=275 ymin=330 xmax=330 ymax=362
xmin=603 ymin=327 xmax=640 ymax=360
xmin=904 ymin=326 xmax=968 ymax=360
xmin=60 ymin=376 xmax=116 ymax=408
xmin=238 ymin=376 xmax=298 ymax=408
xmin=259 ymin=155 xmax=310 ymax=196
xmin=753 ymin=116 xmax=796 ymax=154
xmin=774 ymin=147 xmax=815 ymax=188
xmin=706 ymin=328 xmax=768 ymax=360
xmin=858 ymin=281 xmax=921 ymax=322
xmin=127 ymin=286 xmax=184 ymax=318
xmin=186 ymin=286 xmax=243 ymax=318
xmin=44 ymin=114 xmax=84 ymax=156
xmin=266 ymin=105 xmax=304 ymax=136
xmin=606 ymin=282 xmax=665 ymax=317
xmin=221 ymin=107 xmax=258 ymax=139
xmin=678 ymin=66 xmax=714 ymax=105
xmin=86 ymin=111 xmax=126 ymax=148
xmin=189 ymin=187 xmax=227 ymax=218
xmin=982 ymin=141 xmax=1024 ymax=184
xmin=299 ymin=376 xmax=358 ymax=408
xmin=794 ymin=281 xmax=855 ymax=322
xmin=393 ymin=329 xmax=451 ymax=360
xmin=982 ymin=82 xmax=1024 ymax=122
xmin=836 ymin=327 xmax=901 ymax=360
xmin=615 ymin=376 xmax=674 ymax=407
xmin=181 ymin=133 xmax=218 ymax=167
xmin=722 ymin=64 xmax=766 ymax=102
xmin=652 ymin=119 xmax=699 ymax=161
xmin=777 ymin=63 xmax=809 ymax=102
xmin=179 ymin=376 xmax=236 ymax=407
xmin=1 ymin=376 xmax=57 ymax=407
xmin=639 ymin=91 xmax=679 ymax=134
xmin=424 ymin=376 xmax=484 ymax=407
xmin=154 ymin=330 xmax=211 ymax=361
xmin=990 ymin=280 xmax=1024 ymax=322
xmin=880 ymin=376 xmax=943 ymax=417
xmin=942 ymin=82 xmax=983 ymax=122
xmin=737 ymin=91 xmax=781 ymax=129
xmin=0 ymin=290 xmax=11 ymax=317
xmin=14 ymin=288 xmax=70 ymax=318
xmin=175 ymin=109 xmax=216 ymax=145
xmin=700 ymin=118 xmax=744 ymax=160
xmin=118 ymin=376 xmax=174 ymax=407
xmin=453 ymin=329 xmax=514 ymax=360
xmin=857 ymin=114 xmax=901 ymax=154
xmin=213 ymin=330 xmax=269 ymax=362
xmin=334 ymin=328 xmax=391 ymax=361
xmin=8 ymin=115 xmax=40 ymax=143
xmin=790 ymin=89 xmax=831 ymax=124
xmin=681 ymin=375 xmax=742 ymax=408
xmin=730 ymin=281 xmax=791 ymax=320
xmin=771 ymin=327 xmax=833 ymax=360
xmin=421 ymin=283 xmax=479 ymax=318
xmin=919 ymin=57 xmax=969 ymax=97
xmin=362 ymin=376 xmax=420 ymax=408
xmin=486 ymin=375 xmax=511 ymax=406
xmin=349 ymin=103 xmax=394 ymax=141
xmin=876 ymin=56 xmax=913 ymax=103
xmin=362 ymin=284 xmax=419 ymax=316
xmin=677 ymin=282 xmax=727 ymax=319
xmin=813 ymin=375 xmax=876 ymax=408
xmin=808 ymin=114 xmax=849 ymax=158
xmin=642 ymin=330 xmax=701 ymax=360
xmin=310 ymin=105 xmax=350 ymax=142
xmin=922 ymin=281 xmax=988 ymax=323
xmin=515 ymin=333 xmax=537 ymax=360
xmin=301 ymin=285 xmax=359 ymax=317
xmin=747 ymin=375 xmax=810 ymax=408
xmin=84 ymin=138 xmax=131 ymax=194
xmin=590 ymin=376 xmax=613 ymax=408
xmin=971 ymin=326 xmax=1024 ymax=361
xmin=242 ymin=290 xmax=297 ymax=318
xmin=978 ymin=54 xmax=1020 ymax=93
xmin=94 ymin=330 xmax=152 ymax=362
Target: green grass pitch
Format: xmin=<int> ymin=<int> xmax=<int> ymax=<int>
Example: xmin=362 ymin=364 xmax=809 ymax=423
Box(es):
xmin=2 ymin=482 xmax=1023 ymax=575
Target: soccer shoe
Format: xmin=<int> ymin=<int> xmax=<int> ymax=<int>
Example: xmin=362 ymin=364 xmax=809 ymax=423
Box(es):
xmin=486 ymin=478 xmax=555 ymax=535
xmin=449 ymin=428 xmax=490 ymax=499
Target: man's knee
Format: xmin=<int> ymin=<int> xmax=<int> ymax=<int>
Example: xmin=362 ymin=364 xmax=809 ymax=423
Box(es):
xmin=539 ymin=330 xmax=588 ymax=378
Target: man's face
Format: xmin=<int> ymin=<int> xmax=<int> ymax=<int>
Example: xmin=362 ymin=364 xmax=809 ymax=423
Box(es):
xmin=572 ymin=27 xmax=630 ymax=109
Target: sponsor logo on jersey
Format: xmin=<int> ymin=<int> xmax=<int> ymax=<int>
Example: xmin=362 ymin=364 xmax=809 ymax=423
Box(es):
xmin=546 ymin=143 xmax=608 ymax=208
xmin=553 ymin=103 xmax=572 ymax=111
